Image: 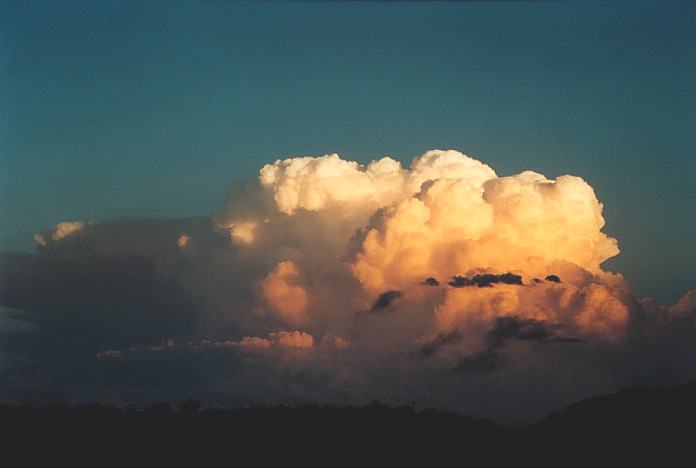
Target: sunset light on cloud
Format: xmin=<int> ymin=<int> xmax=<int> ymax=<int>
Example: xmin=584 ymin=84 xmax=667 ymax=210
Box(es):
xmin=1 ymin=1 xmax=693 ymax=427
xmin=220 ymin=149 xmax=630 ymax=342
xmin=5 ymin=148 xmax=692 ymax=422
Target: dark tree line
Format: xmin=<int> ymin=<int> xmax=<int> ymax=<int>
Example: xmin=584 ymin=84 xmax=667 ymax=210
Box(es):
xmin=2 ymin=380 xmax=695 ymax=462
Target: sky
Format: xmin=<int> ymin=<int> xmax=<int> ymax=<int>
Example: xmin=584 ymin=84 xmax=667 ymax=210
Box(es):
xmin=1 ymin=0 xmax=694 ymax=303
xmin=0 ymin=1 xmax=695 ymax=421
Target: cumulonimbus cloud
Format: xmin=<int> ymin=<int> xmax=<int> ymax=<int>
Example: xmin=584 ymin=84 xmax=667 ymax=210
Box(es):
xmin=0 ymin=149 xmax=694 ymax=423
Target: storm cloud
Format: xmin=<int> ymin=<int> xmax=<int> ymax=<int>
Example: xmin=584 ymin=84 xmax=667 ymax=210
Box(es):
xmin=0 ymin=149 xmax=694 ymax=423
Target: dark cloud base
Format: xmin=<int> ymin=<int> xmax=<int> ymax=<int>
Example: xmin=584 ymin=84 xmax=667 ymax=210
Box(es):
xmin=1 ymin=216 xmax=696 ymax=424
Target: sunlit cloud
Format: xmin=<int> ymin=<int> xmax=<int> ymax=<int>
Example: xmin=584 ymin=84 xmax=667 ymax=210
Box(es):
xmin=2 ymin=149 xmax=694 ymax=422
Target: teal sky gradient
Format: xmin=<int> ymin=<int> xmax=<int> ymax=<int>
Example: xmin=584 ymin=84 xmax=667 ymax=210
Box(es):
xmin=1 ymin=1 xmax=694 ymax=302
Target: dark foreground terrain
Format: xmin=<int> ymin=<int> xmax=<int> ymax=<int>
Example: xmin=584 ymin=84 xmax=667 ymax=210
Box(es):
xmin=3 ymin=380 xmax=695 ymax=462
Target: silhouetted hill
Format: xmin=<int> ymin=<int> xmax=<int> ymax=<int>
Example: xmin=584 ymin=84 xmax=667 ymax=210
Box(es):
xmin=539 ymin=380 xmax=696 ymax=431
xmin=2 ymin=381 xmax=695 ymax=461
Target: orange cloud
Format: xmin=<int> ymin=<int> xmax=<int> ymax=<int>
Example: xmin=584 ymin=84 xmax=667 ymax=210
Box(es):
xmin=261 ymin=261 xmax=309 ymax=325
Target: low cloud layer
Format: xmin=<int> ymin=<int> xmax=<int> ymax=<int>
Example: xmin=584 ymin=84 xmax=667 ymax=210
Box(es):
xmin=1 ymin=149 xmax=694 ymax=423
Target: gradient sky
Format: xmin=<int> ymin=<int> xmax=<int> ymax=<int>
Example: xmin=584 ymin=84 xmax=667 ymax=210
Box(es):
xmin=1 ymin=0 xmax=694 ymax=303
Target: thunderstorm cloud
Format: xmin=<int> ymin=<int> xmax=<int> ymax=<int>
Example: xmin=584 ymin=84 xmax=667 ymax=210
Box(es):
xmin=0 ymin=149 xmax=694 ymax=423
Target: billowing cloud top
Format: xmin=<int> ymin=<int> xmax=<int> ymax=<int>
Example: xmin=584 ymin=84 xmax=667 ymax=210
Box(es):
xmin=1 ymin=149 xmax=693 ymax=423
xmin=219 ymin=149 xmax=626 ymax=341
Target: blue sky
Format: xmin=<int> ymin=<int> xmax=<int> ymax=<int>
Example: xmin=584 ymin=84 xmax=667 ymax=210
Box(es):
xmin=1 ymin=0 xmax=694 ymax=303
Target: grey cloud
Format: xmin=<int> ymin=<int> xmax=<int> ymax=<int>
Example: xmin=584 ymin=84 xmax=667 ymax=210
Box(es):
xmin=421 ymin=277 xmax=440 ymax=287
xmin=486 ymin=316 xmax=554 ymax=348
xmin=369 ymin=290 xmax=404 ymax=313
xmin=411 ymin=329 xmax=461 ymax=359
xmin=0 ymin=251 xmax=195 ymax=348
xmin=452 ymin=350 xmax=506 ymax=375
xmin=448 ymin=273 xmax=523 ymax=288
xmin=0 ymin=195 xmax=694 ymax=426
xmin=451 ymin=316 xmax=587 ymax=375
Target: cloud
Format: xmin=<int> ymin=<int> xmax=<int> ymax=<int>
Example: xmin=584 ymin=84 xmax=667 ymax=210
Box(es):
xmin=369 ymin=290 xmax=403 ymax=313
xmin=97 ymin=330 xmax=320 ymax=358
xmin=447 ymin=273 xmax=523 ymax=288
xmin=0 ymin=248 xmax=195 ymax=347
xmin=668 ymin=289 xmax=696 ymax=317
xmin=412 ymin=329 xmax=462 ymax=359
xmin=177 ymin=234 xmax=190 ymax=248
xmin=227 ymin=222 xmax=257 ymax=245
xmin=267 ymin=330 xmax=314 ymax=348
xmin=261 ymin=261 xmax=309 ymax=325
xmin=421 ymin=277 xmax=440 ymax=287
xmin=485 ymin=316 xmax=555 ymax=348
xmin=450 ymin=316 xmax=586 ymax=375
xmin=33 ymin=221 xmax=88 ymax=246
xmin=349 ymin=166 xmax=619 ymax=297
xmin=259 ymin=154 xmax=407 ymax=216
xmin=452 ymin=350 xmax=506 ymax=375
xmin=0 ymin=149 xmax=694 ymax=423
